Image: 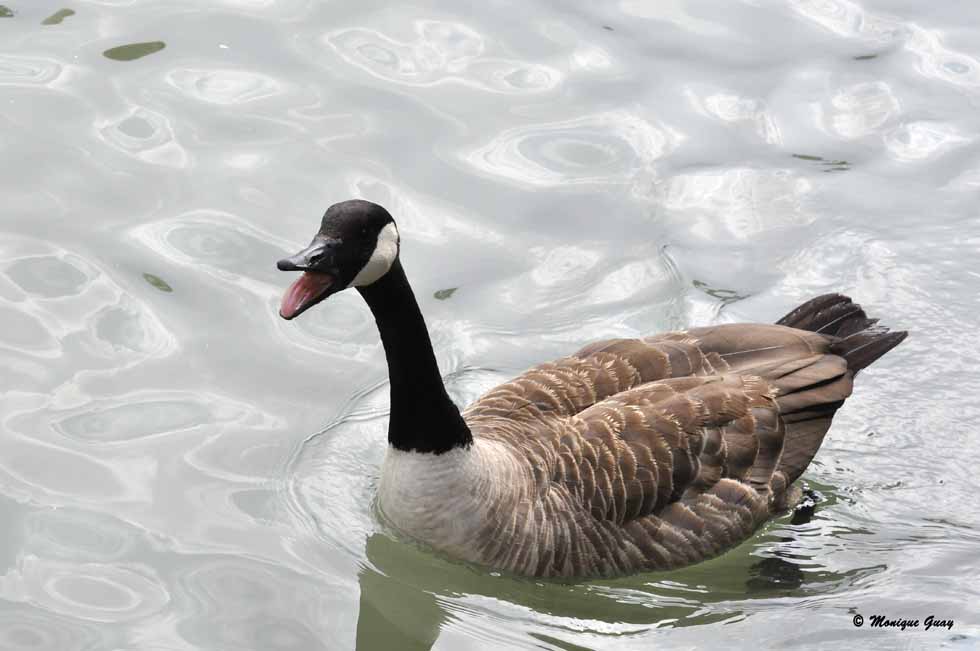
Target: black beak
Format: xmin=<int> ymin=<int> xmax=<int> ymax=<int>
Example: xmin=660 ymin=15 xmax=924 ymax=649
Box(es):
xmin=277 ymin=237 xmax=336 ymax=272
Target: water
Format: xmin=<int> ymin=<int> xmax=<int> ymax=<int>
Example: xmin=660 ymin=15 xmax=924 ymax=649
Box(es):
xmin=1 ymin=0 xmax=978 ymax=648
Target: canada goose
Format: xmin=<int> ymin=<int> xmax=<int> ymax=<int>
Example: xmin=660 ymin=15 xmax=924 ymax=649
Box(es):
xmin=277 ymin=199 xmax=907 ymax=578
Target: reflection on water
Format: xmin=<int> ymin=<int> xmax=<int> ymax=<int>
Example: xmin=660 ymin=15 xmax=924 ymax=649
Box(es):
xmin=325 ymin=17 xmax=560 ymax=94
xmin=98 ymin=107 xmax=188 ymax=168
xmin=166 ymin=67 xmax=284 ymax=105
xmin=1 ymin=0 xmax=979 ymax=648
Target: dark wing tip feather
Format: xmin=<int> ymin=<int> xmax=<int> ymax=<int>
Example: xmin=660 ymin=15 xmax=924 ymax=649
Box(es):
xmin=777 ymin=293 xmax=907 ymax=374
xmin=776 ymin=293 xmax=872 ymax=336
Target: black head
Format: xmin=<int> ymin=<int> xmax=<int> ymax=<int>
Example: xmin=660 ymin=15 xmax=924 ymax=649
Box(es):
xmin=277 ymin=200 xmax=400 ymax=319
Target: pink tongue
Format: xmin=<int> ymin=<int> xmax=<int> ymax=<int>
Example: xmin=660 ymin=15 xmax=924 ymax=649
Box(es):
xmin=280 ymin=272 xmax=334 ymax=319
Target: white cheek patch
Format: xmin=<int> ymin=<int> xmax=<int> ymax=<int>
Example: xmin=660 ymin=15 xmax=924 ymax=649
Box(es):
xmin=349 ymin=222 xmax=399 ymax=287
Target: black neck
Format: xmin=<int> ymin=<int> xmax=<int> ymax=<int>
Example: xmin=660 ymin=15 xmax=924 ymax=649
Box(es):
xmin=357 ymin=259 xmax=472 ymax=454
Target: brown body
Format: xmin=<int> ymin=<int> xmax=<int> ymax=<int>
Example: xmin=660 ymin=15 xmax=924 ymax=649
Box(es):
xmin=379 ymin=295 xmax=906 ymax=577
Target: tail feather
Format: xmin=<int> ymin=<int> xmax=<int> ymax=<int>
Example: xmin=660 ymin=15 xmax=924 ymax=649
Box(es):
xmin=777 ymin=293 xmax=875 ymax=337
xmin=772 ymin=293 xmax=906 ymax=486
xmin=831 ymin=328 xmax=909 ymax=374
xmin=777 ymin=293 xmax=908 ymax=375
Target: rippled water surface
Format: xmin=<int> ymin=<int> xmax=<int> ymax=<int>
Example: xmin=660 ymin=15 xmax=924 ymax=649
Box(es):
xmin=2 ymin=0 xmax=979 ymax=649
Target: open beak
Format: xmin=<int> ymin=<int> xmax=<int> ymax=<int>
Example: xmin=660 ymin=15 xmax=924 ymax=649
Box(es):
xmin=277 ymin=239 xmax=338 ymax=320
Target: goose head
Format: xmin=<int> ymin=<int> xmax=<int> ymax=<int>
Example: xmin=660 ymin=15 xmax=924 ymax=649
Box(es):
xmin=276 ymin=199 xmax=400 ymax=319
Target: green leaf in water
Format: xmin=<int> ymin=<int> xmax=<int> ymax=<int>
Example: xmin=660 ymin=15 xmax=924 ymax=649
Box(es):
xmin=792 ymin=153 xmax=851 ymax=171
xmin=433 ymin=287 xmax=457 ymax=300
xmin=0 ymin=6 xmax=14 ymax=18
xmin=103 ymin=41 xmax=166 ymax=62
xmin=143 ymin=273 xmax=173 ymax=293
xmin=42 ymin=8 xmax=75 ymax=25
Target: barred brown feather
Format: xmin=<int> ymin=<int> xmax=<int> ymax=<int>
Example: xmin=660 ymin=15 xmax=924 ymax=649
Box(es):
xmin=437 ymin=296 xmax=906 ymax=577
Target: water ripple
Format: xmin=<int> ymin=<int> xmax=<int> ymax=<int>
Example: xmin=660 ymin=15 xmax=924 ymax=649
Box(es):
xmin=824 ymin=81 xmax=900 ymax=139
xmin=325 ymin=19 xmax=560 ymax=94
xmin=0 ymin=557 xmax=169 ymax=623
xmin=50 ymin=392 xmax=218 ymax=444
xmin=166 ymin=68 xmax=284 ymax=104
xmin=6 ymin=387 xmax=282 ymax=478
xmin=97 ymin=107 xmax=189 ymax=168
xmin=129 ymin=210 xmax=296 ymax=298
xmin=174 ymin=559 xmax=328 ymax=650
xmin=23 ymin=509 xmax=135 ymax=562
xmin=619 ymin=0 xmax=732 ymax=37
xmin=88 ymin=301 xmax=174 ymax=359
xmin=694 ymin=90 xmax=782 ymax=144
xmin=0 ymin=236 xmax=175 ymax=364
xmin=286 ymin=382 xmax=387 ymax=564
xmin=570 ymin=45 xmax=613 ymax=72
xmin=906 ymin=25 xmax=980 ymax=90
xmin=0 ymin=54 xmax=64 ymax=87
xmin=792 ymin=0 xmax=980 ymax=93
xmin=0 ymin=607 xmax=100 ymax=651
xmin=884 ymin=121 xmax=970 ymax=161
xmin=659 ymin=168 xmax=814 ymax=241
xmin=183 ymin=401 xmax=286 ymax=482
xmin=5 ymin=255 xmax=88 ymax=298
xmin=463 ymin=111 xmax=676 ymax=188
xmin=789 ymin=0 xmax=906 ymax=43
xmin=0 ymin=427 xmax=155 ymax=502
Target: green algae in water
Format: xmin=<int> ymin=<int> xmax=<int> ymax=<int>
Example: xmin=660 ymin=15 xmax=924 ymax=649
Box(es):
xmin=42 ymin=9 xmax=75 ymax=25
xmin=692 ymin=280 xmax=748 ymax=305
xmin=0 ymin=6 xmax=14 ymax=18
xmin=142 ymin=273 xmax=173 ymax=293
xmin=792 ymin=153 xmax=850 ymax=172
xmin=433 ymin=287 xmax=457 ymax=300
xmin=103 ymin=41 xmax=166 ymax=61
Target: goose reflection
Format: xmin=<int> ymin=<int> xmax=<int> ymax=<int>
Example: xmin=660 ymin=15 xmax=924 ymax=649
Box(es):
xmin=356 ymin=533 xmax=445 ymax=651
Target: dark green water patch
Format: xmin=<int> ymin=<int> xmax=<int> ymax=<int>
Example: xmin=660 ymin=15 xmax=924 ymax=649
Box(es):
xmin=103 ymin=41 xmax=166 ymax=62
xmin=142 ymin=272 xmax=173 ymax=293
xmin=42 ymin=8 xmax=75 ymax=25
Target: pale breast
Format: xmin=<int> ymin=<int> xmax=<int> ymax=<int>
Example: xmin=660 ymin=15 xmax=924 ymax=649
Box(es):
xmin=377 ymin=441 xmax=533 ymax=563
